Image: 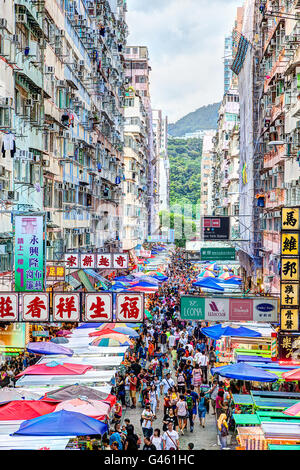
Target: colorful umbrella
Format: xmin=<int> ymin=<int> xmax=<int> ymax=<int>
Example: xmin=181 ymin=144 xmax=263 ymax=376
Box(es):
xmin=205 ymin=263 xmax=220 ymax=272
xmin=57 ymin=330 xmax=71 ymax=337
xmin=55 ymin=398 xmax=111 ymax=420
xmin=26 ymin=342 xmax=73 ymax=356
xmin=90 ymin=337 xmax=131 ymax=347
xmin=198 ymin=270 xmax=216 ymax=278
xmin=96 ymin=322 xmax=140 ymax=331
xmin=218 ymin=271 xmax=231 ymax=280
xmin=283 ymin=402 xmax=300 ymax=417
xmin=282 ymin=368 xmax=300 ymax=381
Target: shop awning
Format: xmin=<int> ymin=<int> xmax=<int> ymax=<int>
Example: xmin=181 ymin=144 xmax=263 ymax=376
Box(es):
xmin=201 ymin=324 xmax=262 ymax=340
xmin=211 ymin=362 xmax=278 ymax=382
xmin=77 ymin=270 xmax=95 ymax=291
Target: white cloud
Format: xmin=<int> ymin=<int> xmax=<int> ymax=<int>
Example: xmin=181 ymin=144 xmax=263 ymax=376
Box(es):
xmin=126 ymin=0 xmax=243 ymax=121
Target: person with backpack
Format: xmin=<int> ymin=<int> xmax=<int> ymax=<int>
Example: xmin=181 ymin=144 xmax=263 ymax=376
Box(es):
xmin=176 ymin=394 xmax=188 ymax=435
xmin=197 ymin=391 xmax=208 ymax=428
xmin=185 ymin=389 xmax=195 ymax=432
xmin=217 ymin=413 xmax=229 ymax=450
xmin=176 ymin=367 xmax=186 ymax=394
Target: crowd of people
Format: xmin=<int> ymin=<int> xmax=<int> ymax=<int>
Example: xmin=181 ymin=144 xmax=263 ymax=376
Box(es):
xmin=109 ymin=248 xmax=235 ymax=450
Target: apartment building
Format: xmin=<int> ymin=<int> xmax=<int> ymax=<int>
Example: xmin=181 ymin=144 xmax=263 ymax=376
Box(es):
xmin=124 ymin=46 xmax=160 ymax=236
xmin=122 ymin=89 xmax=148 ymax=250
xmin=0 ymin=0 xmax=128 ymax=275
xmin=200 ymin=130 xmax=216 ymax=216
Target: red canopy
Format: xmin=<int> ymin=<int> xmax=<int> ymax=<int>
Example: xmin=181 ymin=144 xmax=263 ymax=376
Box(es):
xmin=0 ymin=400 xmax=56 ymax=420
xmin=16 ymin=362 xmax=93 ymax=377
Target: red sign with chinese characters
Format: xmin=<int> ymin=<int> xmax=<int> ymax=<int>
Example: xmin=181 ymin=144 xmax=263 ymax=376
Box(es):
xmin=53 ymin=293 xmax=80 ymax=322
xmin=116 ymin=293 xmax=144 ymax=322
xmin=0 ymin=293 xmax=18 ymax=322
xmin=22 ymin=293 xmax=49 ymax=322
xmin=113 ymin=253 xmax=128 ymax=269
xmin=80 ymin=254 xmax=96 ymax=269
xmin=96 ymin=254 xmax=112 ymax=269
xmin=85 ymin=293 xmax=113 ymax=322
xmin=64 ymin=253 xmax=79 ymax=269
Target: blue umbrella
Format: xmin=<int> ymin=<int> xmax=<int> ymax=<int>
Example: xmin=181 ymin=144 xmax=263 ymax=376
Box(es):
xmin=14 ymin=410 xmax=108 ymax=436
xmin=193 ymin=278 xmax=224 ymax=291
xmin=26 ymin=342 xmax=73 ymax=356
xmin=77 ymin=323 xmax=103 ymax=329
xmin=51 ymin=337 xmax=69 ymax=344
xmin=201 ymin=324 xmax=261 ymax=340
xmin=211 ymin=362 xmax=278 ymax=382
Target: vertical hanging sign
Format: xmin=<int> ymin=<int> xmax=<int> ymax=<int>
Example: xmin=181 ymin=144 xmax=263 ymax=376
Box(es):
xmin=280 ymin=208 xmax=300 ymax=334
xmin=14 ymin=216 xmax=45 ymax=292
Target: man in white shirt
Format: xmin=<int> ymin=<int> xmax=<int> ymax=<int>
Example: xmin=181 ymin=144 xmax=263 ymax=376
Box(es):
xmin=178 ymin=333 xmax=188 ymax=348
xmin=199 ymin=352 xmax=208 ymax=383
xmin=168 ymin=333 xmax=176 ymax=351
xmin=162 ymin=422 xmax=179 ymax=450
xmin=160 ymin=373 xmax=175 ymax=395
xmin=141 ymin=405 xmax=154 ymax=439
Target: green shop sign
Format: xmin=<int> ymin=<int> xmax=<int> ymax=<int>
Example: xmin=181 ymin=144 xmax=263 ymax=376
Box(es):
xmin=180 ymin=296 xmax=205 ymax=321
xmin=200 ymin=247 xmax=236 ymax=261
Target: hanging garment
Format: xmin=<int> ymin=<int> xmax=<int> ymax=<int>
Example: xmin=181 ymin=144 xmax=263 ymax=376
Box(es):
xmin=2 ymin=133 xmax=16 ymax=158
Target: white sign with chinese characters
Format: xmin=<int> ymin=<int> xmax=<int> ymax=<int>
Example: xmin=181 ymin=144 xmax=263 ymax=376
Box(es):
xmin=116 ymin=293 xmax=144 ymax=322
xmin=80 ymin=254 xmax=96 ymax=269
xmin=85 ymin=293 xmax=113 ymax=322
xmin=22 ymin=293 xmax=49 ymax=322
xmin=53 ymin=293 xmax=80 ymax=322
xmin=96 ymin=254 xmax=112 ymax=269
xmin=113 ymin=253 xmax=128 ymax=269
xmin=0 ymin=293 xmax=18 ymax=322
xmin=64 ymin=253 xmax=79 ymax=269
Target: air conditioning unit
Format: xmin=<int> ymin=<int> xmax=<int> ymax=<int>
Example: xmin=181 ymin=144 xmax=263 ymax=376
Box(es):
xmin=7 ymin=191 xmax=18 ymax=201
xmin=0 ymin=19 xmax=8 ymax=29
xmin=57 ymin=80 xmax=66 ymax=88
xmin=16 ymin=14 xmax=27 ymax=24
xmin=46 ymin=66 xmax=55 ymax=74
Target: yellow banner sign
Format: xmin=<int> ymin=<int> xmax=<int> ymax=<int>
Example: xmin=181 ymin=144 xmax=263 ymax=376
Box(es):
xmin=282 ymin=208 xmax=300 ymax=230
xmin=281 ymin=283 xmax=299 ymax=307
xmin=281 ymin=308 xmax=299 ymax=331
xmin=281 ymin=233 xmax=299 ymax=256
xmin=281 ymin=258 xmax=300 ymax=281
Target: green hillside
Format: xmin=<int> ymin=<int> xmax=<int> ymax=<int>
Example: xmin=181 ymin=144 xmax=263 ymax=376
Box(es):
xmin=168 ymin=137 xmax=203 ymax=208
xmin=168 ymin=102 xmax=220 ymax=137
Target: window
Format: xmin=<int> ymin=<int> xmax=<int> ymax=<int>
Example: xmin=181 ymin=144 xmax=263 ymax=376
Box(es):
xmin=124 ymin=98 xmax=134 ymax=107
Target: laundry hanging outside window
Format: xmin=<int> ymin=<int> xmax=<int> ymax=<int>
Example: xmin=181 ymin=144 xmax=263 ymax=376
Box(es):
xmin=1 ymin=131 xmax=16 ymax=158
xmin=231 ymin=33 xmax=250 ymax=76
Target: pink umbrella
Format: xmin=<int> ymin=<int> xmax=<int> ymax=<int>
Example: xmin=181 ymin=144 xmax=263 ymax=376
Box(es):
xmin=55 ymin=398 xmax=111 ymax=421
xmin=57 ymin=330 xmax=71 ymax=337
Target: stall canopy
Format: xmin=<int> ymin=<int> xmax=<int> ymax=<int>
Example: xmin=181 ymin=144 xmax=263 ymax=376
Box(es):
xmin=0 ymin=388 xmax=41 ymax=404
xmin=51 ymin=337 xmax=69 ymax=344
xmin=193 ymin=278 xmax=224 ymax=291
xmin=282 ymin=369 xmax=300 ymax=382
xmin=26 ymin=342 xmax=74 ymax=356
xmin=76 ymin=323 xmax=103 ymax=329
xmin=55 ymin=398 xmax=110 ymax=420
xmin=16 ymin=361 xmax=93 ymax=377
xmin=201 ymin=324 xmax=262 ymax=340
xmin=0 ymin=400 xmax=56 ymax=420
xmin=283 ymin=402 xmax=300 ymax=417
xmin=14 ymin=410 xmax=108 ymax=436
xmin=211 ymin=362 xmax=278 ymax=382
xmin=42 ymin=385 xmax=117 ymax=406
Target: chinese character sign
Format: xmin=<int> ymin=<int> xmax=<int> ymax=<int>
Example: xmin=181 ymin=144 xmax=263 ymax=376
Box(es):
xmin=85 ymin=293 xmax=113 ymax=322
xmin=80 ymin=254 xmax=96 ymax=269
xmin=116 ymin=293 xmax=144 ymax=322
xmin=281 ymin=258 xmax=299 ymax=281
xmin=280 ymin=308 xmax=299 ymax=331
xmin=280 ymin=283 xmax=299 ymax=307
xmin=14 ymin=216 xmax=45 ymax=292
xmin=46 ymin=266 xmax=65 ymax=280
xmin=282 ymin=208 xmax=300 ymax=230
xmin=22 ymin=293 xmax=49 ymax=322
xmin=113 ymin=253 xmax=128 ymax=269
xmin=0 ymin=294 xmax=18 ymax=321
xmin=53 ymin=293 xmax=80 ymax=322
xmin=64 ymin=253 xmax=79 ymax=269
xmin=281 ymin=233 xmax=299 ymax=256
xmin=96 ymin=254 xmax=112 ymax=269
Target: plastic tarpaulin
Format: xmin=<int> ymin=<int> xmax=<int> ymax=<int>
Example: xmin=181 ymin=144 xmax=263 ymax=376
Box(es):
xmin=282 ymin=369 xmax=300 ymax=381
xmin=14 ymin=410 xmax=108 ymax=436
xmin=0 ymin=400 xmax=56 ymax=420
xmin=26 ymin=342 xmax=73 ymax=356
xmin=193 ymin=278 xmax=224 ymax=291
xmin=55 ymin=398 xmax=111 ymax=420
xmin=43 ymin=385 xmax=116 ymax=406
xmin=201 ymin=324 xmax=262 ymax=340
xmin=211 ymin=362 xmax=278 ymax=382
xmin=0 ymin=388 xmax=41 ymax=404
xmin=17 ymin=361 xmax=93 ymax=377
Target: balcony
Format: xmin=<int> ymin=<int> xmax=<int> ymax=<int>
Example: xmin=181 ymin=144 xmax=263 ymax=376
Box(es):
xmin=263 ymin=144 xmax=285 ymax=169
xmin=15 ymin=53 xmax=43 ymax=90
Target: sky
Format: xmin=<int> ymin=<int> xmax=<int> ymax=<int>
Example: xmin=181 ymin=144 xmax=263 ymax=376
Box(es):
xmin=126 ymin=0 xmax=243 ymax=123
